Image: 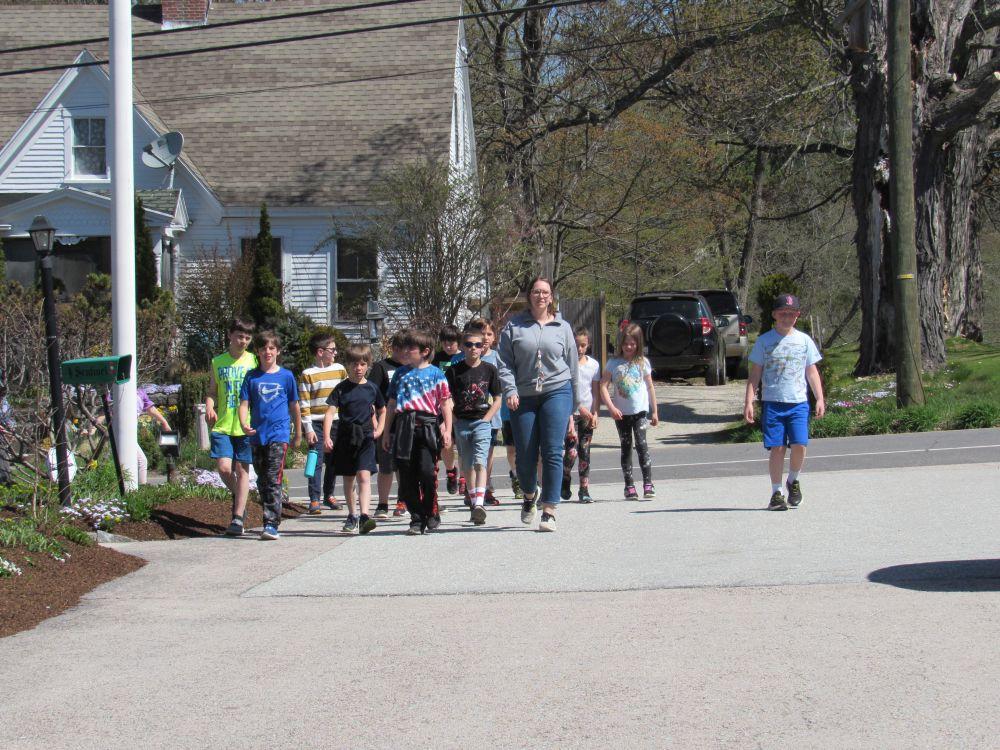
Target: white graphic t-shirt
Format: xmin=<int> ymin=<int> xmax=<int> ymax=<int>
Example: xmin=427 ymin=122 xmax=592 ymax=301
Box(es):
xmin=576 ymin=355 xmax=601 ymax=413
xmin=749 ymin=328 xmax=822 ymax=404
xmin=605 ymin=357 xmax=652 ymax=415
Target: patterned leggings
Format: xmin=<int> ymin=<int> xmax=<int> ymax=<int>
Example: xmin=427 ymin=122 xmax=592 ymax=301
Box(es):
xmin=615 ymin=412 xmax=652 ymax=487
xmin=563 ymin=415 xmax=594 ymax=487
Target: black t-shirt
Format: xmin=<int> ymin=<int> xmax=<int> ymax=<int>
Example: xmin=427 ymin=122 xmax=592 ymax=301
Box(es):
xmin=432 ymin=350 xmax=457 ymax=372
xmin=326 ymin=380 xmax=385 ymax=426
xmin=445 ymin=361 xmax=501 ymax=420
xmin=368 ymin=358 xmax=402 ymax=401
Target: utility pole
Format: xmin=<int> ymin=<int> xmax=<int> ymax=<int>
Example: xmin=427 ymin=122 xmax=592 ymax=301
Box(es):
xmin=886 ymin=0 xmax=924 ymax=406
xmin=110 ymin=0 xmax=139 ymax=487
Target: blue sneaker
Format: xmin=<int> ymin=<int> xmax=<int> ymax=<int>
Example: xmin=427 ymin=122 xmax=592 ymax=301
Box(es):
xmin=260 ymin=524 xmax=280 ymax=540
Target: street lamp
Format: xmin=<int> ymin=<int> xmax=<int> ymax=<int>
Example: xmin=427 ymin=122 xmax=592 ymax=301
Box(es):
xmin=29 ymin=215 xmax=72 ymax=506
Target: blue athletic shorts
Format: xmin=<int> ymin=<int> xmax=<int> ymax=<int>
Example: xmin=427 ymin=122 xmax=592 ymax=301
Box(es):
xmin=761 ymin=401 xmax=810 ymax=448
xmin=210 ymin=432 xmax=252 ymax=464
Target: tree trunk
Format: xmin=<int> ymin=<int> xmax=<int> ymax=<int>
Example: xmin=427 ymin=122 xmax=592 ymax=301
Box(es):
xmin=735 ymin=149 xmax=766 ymax=310
xmin=848 ymin=2 xmax=895 ymax=376
xmin=715 ymin=219 xmax=734 ymax=291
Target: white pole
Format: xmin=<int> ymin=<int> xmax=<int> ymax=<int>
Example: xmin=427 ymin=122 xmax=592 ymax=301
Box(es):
xmin=110 ymin=0 xmax=138 ymax=490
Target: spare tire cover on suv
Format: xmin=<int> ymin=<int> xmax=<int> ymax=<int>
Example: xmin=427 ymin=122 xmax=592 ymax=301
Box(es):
xmin=649 ymin=313 xmax=694 ymax=356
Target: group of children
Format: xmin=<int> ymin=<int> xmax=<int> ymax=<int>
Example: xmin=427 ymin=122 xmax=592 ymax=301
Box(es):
xmin=203 ymin=291 xmax=825 ymax=540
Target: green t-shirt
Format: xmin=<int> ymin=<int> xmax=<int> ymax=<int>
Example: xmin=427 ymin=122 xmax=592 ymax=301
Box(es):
xmin=211 ymin=350 xmax=258 ymax=436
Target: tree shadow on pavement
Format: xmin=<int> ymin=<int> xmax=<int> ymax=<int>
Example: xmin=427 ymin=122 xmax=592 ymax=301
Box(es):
xmin=868 ymin=559 xmax=1000 ymax=592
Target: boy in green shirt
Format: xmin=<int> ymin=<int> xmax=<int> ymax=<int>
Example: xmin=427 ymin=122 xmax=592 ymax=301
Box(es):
xmin=206 ymin=317 xmax=258 ymax=536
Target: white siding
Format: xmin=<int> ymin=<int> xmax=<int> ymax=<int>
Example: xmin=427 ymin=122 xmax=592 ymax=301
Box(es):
xmin=287 ymin=250 xmax=329 ymax=323
xmin=3 ymin=114 xmax=65 ymax=191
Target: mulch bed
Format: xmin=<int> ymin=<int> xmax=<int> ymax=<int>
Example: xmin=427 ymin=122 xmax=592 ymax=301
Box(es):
xmin=0 ymin=497 xmax=305 ymax=639
xmin=115 ymin=498 xmax=305 ymax=541
xmin=0 ymin=544 xmax=145 ymax=639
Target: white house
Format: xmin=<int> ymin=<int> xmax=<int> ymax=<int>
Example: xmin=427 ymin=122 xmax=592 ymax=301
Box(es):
xmin=0 ymin=0 xmax=476 ymax=335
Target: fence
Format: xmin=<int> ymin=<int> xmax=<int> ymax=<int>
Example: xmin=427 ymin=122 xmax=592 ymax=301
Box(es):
xmin=559 ymin=293 xmax=608 ymax=367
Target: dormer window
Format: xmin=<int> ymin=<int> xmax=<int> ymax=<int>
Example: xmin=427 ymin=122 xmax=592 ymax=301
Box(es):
xmin=72 ymin=118 xmax=106 ymax=177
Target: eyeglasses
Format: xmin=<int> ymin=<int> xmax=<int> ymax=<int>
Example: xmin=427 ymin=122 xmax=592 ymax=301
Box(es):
xmin=530 ymin=290 xmax=551 ymax=297
xmin=321 ymin=347 xmax=337 ymax=352
xmin=463 ymin=341 xmax=485 ymax=348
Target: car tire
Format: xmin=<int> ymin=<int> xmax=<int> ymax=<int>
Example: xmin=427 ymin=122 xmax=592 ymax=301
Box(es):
xmin=705 ymin=347 xmax=723 ymax=386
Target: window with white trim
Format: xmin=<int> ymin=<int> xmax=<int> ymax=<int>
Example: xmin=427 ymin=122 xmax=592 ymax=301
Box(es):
xmin=336 ymin=238 xmax=377 ymax=320
xmin=72 ymin=118 xmax=107 ymax=177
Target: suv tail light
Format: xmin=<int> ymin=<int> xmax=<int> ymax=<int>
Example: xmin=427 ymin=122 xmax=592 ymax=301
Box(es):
xmin=699 ymin=316 xmax=713 ymax=336
xmin=738 ymin=319 xmax=747 ymax=336
xmin=619 ymin=318 xmax=630 ymax=331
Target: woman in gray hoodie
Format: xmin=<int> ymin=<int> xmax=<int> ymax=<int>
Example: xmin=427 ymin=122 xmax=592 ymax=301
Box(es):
xmin=497 ymin=277 xmax=578 ymax=532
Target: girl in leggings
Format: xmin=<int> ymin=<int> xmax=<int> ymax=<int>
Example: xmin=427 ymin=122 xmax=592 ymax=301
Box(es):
xmin=601 ymin=323 xmax=658 ymax=499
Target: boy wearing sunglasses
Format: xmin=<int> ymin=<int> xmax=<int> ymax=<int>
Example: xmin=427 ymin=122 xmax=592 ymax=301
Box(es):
xmin=445 ymin=330 xmax=502 ymax=525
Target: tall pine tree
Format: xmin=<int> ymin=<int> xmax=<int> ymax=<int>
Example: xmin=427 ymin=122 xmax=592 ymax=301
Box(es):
xmin=246 ymin=202 xmax=283 ymax=327
xmin=135 ymin=196 xmax=158 ymax=305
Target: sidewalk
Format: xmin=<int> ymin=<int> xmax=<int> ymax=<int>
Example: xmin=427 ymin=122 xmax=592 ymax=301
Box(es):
xmin=2 ymin=462 xmax=998 ymax=748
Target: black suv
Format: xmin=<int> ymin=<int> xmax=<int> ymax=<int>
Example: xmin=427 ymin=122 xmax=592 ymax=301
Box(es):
xmin=623 ymin=292 xmax=729 ymax=385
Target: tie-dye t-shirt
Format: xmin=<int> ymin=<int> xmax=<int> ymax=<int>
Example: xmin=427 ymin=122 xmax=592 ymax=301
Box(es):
xmin=605 ymin=357 xmax=652 ymax=415
xmin=388 ymin=364 xmax=451 ymax=415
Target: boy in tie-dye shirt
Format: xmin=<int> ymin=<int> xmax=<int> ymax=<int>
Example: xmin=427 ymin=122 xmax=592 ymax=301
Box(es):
xmin=382 ymin=328 xmax=453 ymax=535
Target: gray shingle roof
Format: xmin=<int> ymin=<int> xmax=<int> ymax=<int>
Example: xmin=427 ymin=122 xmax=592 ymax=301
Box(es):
xmin=0 ymin=0 xmax=458 ymax=207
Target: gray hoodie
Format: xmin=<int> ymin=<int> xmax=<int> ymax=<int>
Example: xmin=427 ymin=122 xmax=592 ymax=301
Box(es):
xmin=497 ymin=311 xmax=579 ymax=409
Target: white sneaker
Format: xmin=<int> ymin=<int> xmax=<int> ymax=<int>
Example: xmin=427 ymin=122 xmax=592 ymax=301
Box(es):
xmin=538 ymin=512 xmax=556 ymax=532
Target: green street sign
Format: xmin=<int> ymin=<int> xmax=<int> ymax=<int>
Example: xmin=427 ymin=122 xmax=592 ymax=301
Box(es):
xmin=60 ymin=355 xmax=133 ymax=386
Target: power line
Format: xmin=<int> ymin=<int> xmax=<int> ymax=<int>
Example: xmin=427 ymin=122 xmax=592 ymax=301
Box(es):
xmin=0 ymin=0 xmax=434 ymax=57
xmin=0 ymin=0 xmax=604 ymax=79
xmin=0 ymin=32 xmax=684 ymax=118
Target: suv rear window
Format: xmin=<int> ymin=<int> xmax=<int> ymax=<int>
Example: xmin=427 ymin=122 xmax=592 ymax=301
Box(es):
xmin=698 ymin=291 xmax=739 ymax=315
xmin=630 ymin=298 xmax=701 ymax=319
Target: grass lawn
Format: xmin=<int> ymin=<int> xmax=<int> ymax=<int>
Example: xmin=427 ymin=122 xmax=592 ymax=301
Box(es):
xmin=724 ymin=337 xmax=1000 ymax=442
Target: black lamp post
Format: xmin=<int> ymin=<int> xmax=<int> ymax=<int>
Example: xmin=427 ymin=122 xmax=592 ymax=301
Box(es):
xmin=29 ymin=215 xmax=71 ymax=506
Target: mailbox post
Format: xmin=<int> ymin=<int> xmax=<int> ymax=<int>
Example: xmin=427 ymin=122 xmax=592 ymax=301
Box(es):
xmin=61 ymin=355 xmax=132 ymax=495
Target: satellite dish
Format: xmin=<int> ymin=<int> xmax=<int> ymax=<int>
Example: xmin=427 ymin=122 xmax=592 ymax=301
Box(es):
xmin=141 ymin=131 xmax=184 ymax=186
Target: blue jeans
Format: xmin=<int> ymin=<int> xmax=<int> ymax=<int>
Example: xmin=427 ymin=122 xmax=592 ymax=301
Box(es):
xmin=509 ymin=381 xmax=574 ymax=506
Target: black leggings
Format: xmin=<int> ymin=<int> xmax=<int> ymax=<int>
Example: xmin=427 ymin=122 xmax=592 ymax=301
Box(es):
xmin=396 ymin=430 xmax=438 ymax=521
xmin=563 ymin=415 xmax=594 ymax=487
xmin=615 ymin=412 xmax=652 ymax=487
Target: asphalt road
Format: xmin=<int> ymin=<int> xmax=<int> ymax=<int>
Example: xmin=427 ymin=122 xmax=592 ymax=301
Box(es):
xmin=286 ymin=427 xmax=1000 ymax=493
xmin=2 ymin=432 xmax=998 ymax=749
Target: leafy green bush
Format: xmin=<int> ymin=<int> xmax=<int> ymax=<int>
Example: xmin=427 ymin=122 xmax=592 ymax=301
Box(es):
xmin=954 ymin=401 xmax=1000 ymax=429
xmin=56 ymin=524 xmax=94 ymax=546
xmin=138 ymin=420 xmax=161 ymax=471
xmin=72 ymin=460 xmax=122 ymax=500
xmin=177 ymin=371 xmax=210 ymax=437
xmin=274 ymin=315 xmax=351 ymax=373
xmin=810 ymin=411 xmax=853 ymax=438
xmin=754 ymin=274 xmax=798 ymax=334
xmin=0 ymin=517 xmax=66 ymax=558
xmin=857 ymin=405 xmax=894 ymax=435
xmin=893 ymin=404 xmax=942 ymax=433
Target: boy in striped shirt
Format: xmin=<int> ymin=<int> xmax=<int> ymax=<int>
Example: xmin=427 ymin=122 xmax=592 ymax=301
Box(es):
xmin=299 ymin=332 xmax=348 ymax=514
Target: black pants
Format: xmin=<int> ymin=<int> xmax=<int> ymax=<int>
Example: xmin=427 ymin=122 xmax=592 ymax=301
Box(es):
xmin=563 ymin=415 xmax=595 ymax=488
xmin=615 ymin=412 xmax=651 ymax=487
xmin=252 ymin=442 xmax=288 ymax=527
xmin=396 ymin=429 xmax=438 ymax=521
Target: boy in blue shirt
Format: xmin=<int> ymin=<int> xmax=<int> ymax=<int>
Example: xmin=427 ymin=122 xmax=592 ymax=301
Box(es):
xmin=744 ymin=294 xmax=826 ymax=510
xmin=238 ymin=331 xmax=302 ymax=540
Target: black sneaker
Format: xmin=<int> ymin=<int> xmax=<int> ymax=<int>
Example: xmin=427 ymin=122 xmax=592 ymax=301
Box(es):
xmin=560 ymin=480 xmax=572 ymax=500
xmin=374 ymin=504 xmax=389 ymax=520
xmin=471 ymin=505 xmax=487 ymax=525
xmin=786 ymin=480 xmax=802 ymax=507
xmin=425 ymin=514 xmax=441 ymax=532
xmin=342 ymin=516 xmax=359 ymax=534
xmin=446 ymin=468 xmax=458 ymax=495
xmin=224 ymin=517 xmax=245 ymax=536
xmin=578 ymin=487 xmax=593 ymax=504
xmin=407 ymin=514 xmax=424 ymax=535
xmin=520 ymin=497 xmax=537 ymax=524
xmin=359 ymin=515 xmax=377 ymax=535
xmin=768 ymin=491 xmax=788 ymax=511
